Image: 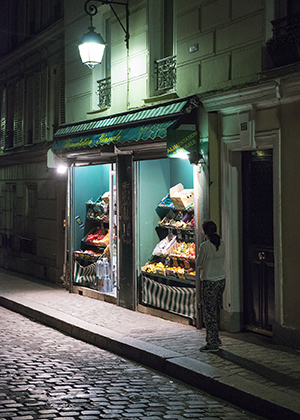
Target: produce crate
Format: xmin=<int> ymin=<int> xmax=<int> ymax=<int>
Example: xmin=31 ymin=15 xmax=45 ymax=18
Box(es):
xmin=170 ymin=183 xmax=194 ymax=209
xmin=165 ymin=268 xmax=177 ymax=277
xmin=152 ymin=235 xmax=177 ymax=256
xmin=185 ymin=269 xmax=196 ymax=281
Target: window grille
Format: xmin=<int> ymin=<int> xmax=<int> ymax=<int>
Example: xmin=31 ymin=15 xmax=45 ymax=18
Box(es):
xmin=97 ymin=77 xmax=111 ymax=110
xmin=155 ymin=55 xmax=176 ymax=91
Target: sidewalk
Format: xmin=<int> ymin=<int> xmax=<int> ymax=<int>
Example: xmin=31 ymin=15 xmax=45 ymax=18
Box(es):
xmin=0 ymin=268 xmax=300 ymax=420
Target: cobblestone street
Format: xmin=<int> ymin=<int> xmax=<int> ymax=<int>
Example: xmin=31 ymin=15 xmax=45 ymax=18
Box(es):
xmin=0 ymin=307 xmax=264 ymax=420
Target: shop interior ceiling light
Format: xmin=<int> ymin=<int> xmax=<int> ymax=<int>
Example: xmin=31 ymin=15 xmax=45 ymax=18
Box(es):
xmin=79 ymin=0 xmax=129 ymax=68
xmin=57 ymin=164 xmax=68 ymax=174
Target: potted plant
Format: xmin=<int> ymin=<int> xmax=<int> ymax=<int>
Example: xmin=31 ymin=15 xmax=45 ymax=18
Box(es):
xmin=266 ymin=27 xmax=300 ymax=67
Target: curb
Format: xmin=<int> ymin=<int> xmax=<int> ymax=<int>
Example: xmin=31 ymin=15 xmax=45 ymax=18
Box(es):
xmin=1 ymin=295 xmax=300 ymax=420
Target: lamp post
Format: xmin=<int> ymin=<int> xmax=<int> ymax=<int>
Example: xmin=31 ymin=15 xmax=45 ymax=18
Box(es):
xmin=78 ymin=0 xmax=129 ymax=68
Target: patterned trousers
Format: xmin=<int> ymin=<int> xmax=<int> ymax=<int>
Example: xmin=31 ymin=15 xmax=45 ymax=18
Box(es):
xmin=201 ymin=279 xmax=226 ymax=348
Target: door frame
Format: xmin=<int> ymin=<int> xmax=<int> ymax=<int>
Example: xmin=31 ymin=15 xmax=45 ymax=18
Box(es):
xmin=221 ymin=129 xmax=283 ymax=332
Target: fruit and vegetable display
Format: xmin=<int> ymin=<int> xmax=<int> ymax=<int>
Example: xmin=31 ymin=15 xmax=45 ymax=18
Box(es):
xmin=86 ymin=198 xmax=109 ymax=222
xmin=143 ymin=261 xmax=166 ymax=274
xmin=152 ymin=234 xmax=177 ymax=256
xmin=158 ymin=211 xmax=195 ymax=230
xmin=142 ymin=258 xmax=196 ymax=281
xmin=85 ymin=228 xmax=110 ymax=247
xmin=74 ymin=249 xmax=103 ymax=261
xmin=143 ymin=237 xmax=196 ymax=281
xmin=170 ymin=242 xmax=195 ymax=260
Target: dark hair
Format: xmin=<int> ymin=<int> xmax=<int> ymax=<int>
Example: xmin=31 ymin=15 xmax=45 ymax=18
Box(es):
xmin=202 ymin=220 xmax=221 ymax=250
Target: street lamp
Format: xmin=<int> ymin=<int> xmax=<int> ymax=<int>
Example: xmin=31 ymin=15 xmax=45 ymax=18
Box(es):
xmin=78 ymin=0 xmax=129 ymax=69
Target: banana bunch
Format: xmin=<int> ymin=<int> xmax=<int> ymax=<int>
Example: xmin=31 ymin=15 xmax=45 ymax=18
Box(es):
xmin=143 ymin=261 xmax=166 ymax=274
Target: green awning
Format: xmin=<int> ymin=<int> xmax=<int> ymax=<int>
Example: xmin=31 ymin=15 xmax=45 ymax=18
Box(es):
xmin=53 ymin=96 xmax=201 ymax=153
xmin=53 ymin=120 xmax=176 ymax=151
xmin=54 ymin=100 xmax=188 ymax=138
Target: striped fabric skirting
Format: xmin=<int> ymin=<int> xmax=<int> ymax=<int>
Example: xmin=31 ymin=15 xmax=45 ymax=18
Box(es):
xmin=74 ymin=260 xmax=97 ymax=287
xmin=142 ymin=275 xmax=196 ymax=319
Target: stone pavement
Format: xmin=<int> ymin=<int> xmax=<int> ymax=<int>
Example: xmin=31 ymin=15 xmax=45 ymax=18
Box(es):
xmin=0 ymin=306 xmax=264 ymax=420
xmin=0 ymin=268 xmax=300 ymax=420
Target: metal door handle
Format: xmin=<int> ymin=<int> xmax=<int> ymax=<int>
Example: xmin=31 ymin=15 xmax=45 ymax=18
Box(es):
xmin=258 ymin=251 xmax=266 ymax=260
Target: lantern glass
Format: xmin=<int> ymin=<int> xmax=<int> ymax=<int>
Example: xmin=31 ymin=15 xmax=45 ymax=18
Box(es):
xmin=78 ymin=26 xmax=106 ymax=68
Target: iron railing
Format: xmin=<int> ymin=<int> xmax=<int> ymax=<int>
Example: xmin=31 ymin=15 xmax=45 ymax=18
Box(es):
xmin=155 ymin=55 xmax=176 ymax=91
xmin=97 ymin=77 xmax=111 ymax=110
xmin=271 ymin=12 xmax=300 ymax=38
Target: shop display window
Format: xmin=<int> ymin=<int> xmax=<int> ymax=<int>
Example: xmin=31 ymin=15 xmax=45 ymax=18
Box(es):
xmin=73 ymin=165 xmax=116 ymax=294
xmin=137 ymin=158 xmax=196 ymax=319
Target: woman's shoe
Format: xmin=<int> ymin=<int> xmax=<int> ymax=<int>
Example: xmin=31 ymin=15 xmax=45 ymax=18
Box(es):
xmin=199 ymin=344 xmax=219 ymax=352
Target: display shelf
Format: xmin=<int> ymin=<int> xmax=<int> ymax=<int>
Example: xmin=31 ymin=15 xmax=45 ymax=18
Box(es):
xmin=140 ymin=190 xmax=196 ymax=318
xmin=158 ymin=224 xmax=194 ymax=232
xmin=141 ymin=271 xmax=195 ymax=286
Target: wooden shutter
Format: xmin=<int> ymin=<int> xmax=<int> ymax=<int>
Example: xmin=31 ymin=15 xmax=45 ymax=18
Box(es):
xmin=13 ymin=80 xmax=24 ymax=147
xmin=25 ymin=75 xmax=34 ymax=145
xmin=17 ymin=0 xmax=26 ymax=44
xmin=40 ymin=67 xmax=48 ymax=141
xmin=0 ymin=88 xmax=6 ymax=150
xmin=59 ymin=61 xmax=65 ymax=125
xmin=33 ymin=72 xmax=41 ymax=143
xmin=41 ymin=0 xmax=51 ymax=29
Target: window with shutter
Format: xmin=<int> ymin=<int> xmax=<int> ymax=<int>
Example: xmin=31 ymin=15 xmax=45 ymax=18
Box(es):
xmin=25 ymin=75 xmax=34 ymax=145
xmin=40 ymin=68 xmax=48 ymax=141
xmin=34 ymin=0 xmax=42 ymax=33
xmin=149 ymin=0 xmax=176 ymax=96
xmin=17 ymin=0 xmax=26 ymax=44
xmin=33 ymin=72 xmax=41 ymax=143
xmin=59 ymin=61 xmax=65 ymax=126
xmin=13 ymin=80 xmax=24 ymax=148
xmin=0 ymin=88 xmax=6 ymax=150
xmin=6 ymin=83 xmax=15 ymax=149
xmin=41 ymin=0 xmax=51 ymax=30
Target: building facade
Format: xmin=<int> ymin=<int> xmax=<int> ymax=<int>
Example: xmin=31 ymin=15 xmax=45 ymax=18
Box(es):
xmin=1 ymin=0 xmax=300 ymax=349
xmin=0 ymin=0 xmax=67 ymax=282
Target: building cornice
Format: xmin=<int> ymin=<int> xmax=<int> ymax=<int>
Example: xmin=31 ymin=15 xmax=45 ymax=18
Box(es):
xmin=199 ymin=73 xmax=300 ymax=114
xmin=199 ymin=81 xmax=279 ymax=114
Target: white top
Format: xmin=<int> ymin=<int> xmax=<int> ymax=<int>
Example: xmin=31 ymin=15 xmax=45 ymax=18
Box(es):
xmin=196 ymin=239 xmax=226 ymax=281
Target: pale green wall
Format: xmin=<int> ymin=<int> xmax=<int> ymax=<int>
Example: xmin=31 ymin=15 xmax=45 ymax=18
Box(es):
xmin=137 ymin=158 xmax=194 ymax=267
xmin=74 ymin=165 xmax=110 ymax=250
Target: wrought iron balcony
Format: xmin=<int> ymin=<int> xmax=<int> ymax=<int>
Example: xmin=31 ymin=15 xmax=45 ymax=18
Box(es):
xmin=155 ymin=55 xmax=176 ymax=91
xmin=266 ymin=13 xmax=300 ymax=67
xmin=97 ymin=77 xmax=111 ymax=110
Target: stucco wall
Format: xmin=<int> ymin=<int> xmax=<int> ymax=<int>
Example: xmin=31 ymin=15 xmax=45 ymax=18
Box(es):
xmin=0 ymin=163 xmax=66 ymax=283
xmin=176 ymin=0 xmax=266 ymax=98
xmin=280 ymin=100 xmax=300 ymax=329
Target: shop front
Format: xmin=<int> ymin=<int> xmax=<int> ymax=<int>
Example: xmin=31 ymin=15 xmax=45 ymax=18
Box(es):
xmin=52 ymin=96 xmax=206 ymax=327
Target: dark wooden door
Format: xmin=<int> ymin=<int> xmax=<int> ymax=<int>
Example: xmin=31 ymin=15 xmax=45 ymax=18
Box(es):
xmin=242 ymin=150 xmax=275 ymax=334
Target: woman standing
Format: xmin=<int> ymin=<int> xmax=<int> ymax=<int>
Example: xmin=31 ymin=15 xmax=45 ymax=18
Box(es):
xmin=197 ymin=220 xmax=226 ymax=352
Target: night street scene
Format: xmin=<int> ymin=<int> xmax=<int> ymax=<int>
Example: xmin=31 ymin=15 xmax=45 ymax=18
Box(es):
xmin=0 ymin=0 xmax=300 ymax=419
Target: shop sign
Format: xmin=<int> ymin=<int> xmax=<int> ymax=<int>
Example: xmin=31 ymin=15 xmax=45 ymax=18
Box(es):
xmin=167 ymin=130 xmax=198 ymax=157
xmin=53 ymin=121 xmax=175 ymax=151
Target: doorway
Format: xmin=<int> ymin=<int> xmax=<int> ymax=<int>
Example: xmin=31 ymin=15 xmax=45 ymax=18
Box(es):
xmin=242 ymin=150 xmax=275 ymax=335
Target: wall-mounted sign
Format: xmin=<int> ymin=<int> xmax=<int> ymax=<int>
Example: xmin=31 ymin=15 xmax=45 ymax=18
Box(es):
xmin=167 ymin=130 xmax=198 ymax=157
xmin=53 ymin=121 xmax=175 ymax=151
